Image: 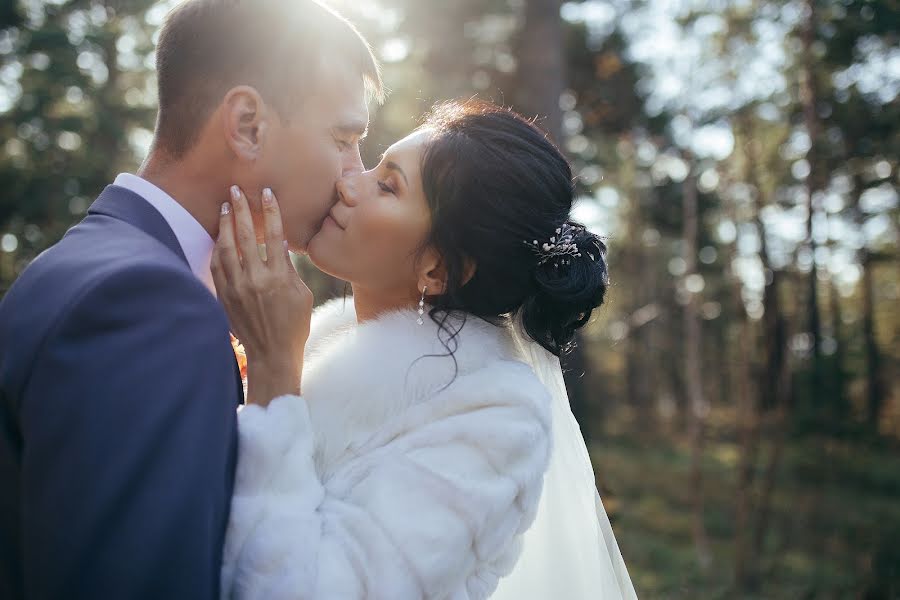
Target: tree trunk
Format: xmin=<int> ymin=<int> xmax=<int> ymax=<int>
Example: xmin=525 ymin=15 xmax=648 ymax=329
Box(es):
xmin=515 ymin=0 xmax=599 ymax=436
xmin=682 ymin=150 xmax=712 ymax=571
xmin=732 ymin=116 xmax=791 ymax=589
xmin=751 ymin=277 xmax=793 ymax=575
xmin=515 ymin=0 xmax=565 ymax=143
xmin=624 ymin=239 xmax=656 ymax=424
xmin=827 ymin=273 xmax=848 ymax=420
xmin=862 ymin=247 xmax=884 ymax=429
xmin=730 ymin=236 xmax=760 ymax=590
xmin=621 ymin=151 xmax=658 ymax=426
xmin=751 ymin=399 xmax=789 ymax=576
xmin=800 ymin=0 xmax=824 ymax=408
xmin=748 ymin=196 xmax=791 ymax=583
xmin=851 ymin=167 xmax=885 ymax=431
xmin=743 ymin=129 xmax=788 ymax=416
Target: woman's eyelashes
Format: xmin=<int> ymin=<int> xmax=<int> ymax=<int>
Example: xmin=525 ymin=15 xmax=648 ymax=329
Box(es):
xmin=378 ymin=179 xmax=396 ymax=195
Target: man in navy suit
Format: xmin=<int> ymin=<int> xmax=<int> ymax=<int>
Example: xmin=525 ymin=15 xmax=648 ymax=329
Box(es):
xmin=0 ymin=1 xmax=381 ymax=597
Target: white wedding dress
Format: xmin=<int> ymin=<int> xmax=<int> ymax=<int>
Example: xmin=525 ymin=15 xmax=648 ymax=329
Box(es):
xmin=221 ymin=299 xmax=636 ymax=599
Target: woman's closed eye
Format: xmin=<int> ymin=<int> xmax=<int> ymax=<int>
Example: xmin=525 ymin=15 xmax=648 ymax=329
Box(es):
xmin=378 ymin=180 xmax=396 ymax=195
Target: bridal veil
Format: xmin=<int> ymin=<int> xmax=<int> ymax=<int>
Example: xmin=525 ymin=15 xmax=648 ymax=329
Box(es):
xmin=492 ymin=320 xmax=638 ymax=599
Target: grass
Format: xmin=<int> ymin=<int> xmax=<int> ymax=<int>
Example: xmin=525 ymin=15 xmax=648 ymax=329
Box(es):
xmin=588 ymin=409 xmax=900 ymax=599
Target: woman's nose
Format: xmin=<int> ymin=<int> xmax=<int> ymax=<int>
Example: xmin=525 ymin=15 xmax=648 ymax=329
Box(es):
xmin=336 ymin=176 xmax=360 ymax=207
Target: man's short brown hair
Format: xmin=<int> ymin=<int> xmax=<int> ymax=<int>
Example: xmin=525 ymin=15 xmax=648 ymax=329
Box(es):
xmin=154 ymin=0 xmax=383 ymax=157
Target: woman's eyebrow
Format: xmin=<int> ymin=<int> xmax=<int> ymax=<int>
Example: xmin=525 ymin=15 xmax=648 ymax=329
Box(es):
xmin=384 ymin=161 xmax=409 ymax=187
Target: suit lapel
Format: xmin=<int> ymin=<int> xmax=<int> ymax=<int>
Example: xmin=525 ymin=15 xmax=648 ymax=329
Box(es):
xmin=88 ymin=185 xmax=245 ymax=405
xmin=88 ymin=185 xmax=189 ymax=266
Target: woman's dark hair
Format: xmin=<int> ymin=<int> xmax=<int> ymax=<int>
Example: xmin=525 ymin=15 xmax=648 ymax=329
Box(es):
xmin=418 ymin=100 xmax=609 ymax=357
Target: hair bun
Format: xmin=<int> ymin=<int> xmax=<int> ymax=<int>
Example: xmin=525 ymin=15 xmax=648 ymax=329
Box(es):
xmin=520 ymin=223 xmax=609 ymax=355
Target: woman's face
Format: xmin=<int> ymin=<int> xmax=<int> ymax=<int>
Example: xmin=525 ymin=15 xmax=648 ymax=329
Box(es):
xmin=307 ymin=129 xmax=434 ymax=299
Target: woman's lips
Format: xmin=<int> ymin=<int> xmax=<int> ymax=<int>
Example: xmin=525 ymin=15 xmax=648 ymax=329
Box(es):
xmin=323 ymin=213 xmax=344 ymax=230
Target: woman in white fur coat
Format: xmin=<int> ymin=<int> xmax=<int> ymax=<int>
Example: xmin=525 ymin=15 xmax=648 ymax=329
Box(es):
xmin=213 ymin=101 xmax=637 ymax=599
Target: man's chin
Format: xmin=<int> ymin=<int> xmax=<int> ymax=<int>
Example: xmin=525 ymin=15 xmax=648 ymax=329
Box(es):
xmin=304 ymin=231 xmax=324 ymax=257
xmin=307 ymin=229 xmax=341 ymax=262
xmin=290 ymin=224 xmax=325 ymax=256
xmin=305 ymin=241 xmax=346 ymax=282
xmin=289 ymin=240 xmax=310 ymax=256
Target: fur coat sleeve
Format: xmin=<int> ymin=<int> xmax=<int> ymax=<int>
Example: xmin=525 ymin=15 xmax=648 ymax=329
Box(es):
xmin=220 ymin=304 xmax=552 ymax=600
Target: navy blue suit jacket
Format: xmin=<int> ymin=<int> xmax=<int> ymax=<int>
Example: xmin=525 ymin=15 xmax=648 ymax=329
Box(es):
xmin=0 ymin=185 xmax=243 ymax=599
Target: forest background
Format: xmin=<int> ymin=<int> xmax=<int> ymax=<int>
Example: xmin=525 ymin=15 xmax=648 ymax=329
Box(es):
xmin=0 ymin=0 xmax=897 ymax=597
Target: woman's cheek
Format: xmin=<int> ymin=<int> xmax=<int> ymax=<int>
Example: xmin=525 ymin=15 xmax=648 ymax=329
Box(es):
xmin=356 ymin=223 xmax=399 ymax=269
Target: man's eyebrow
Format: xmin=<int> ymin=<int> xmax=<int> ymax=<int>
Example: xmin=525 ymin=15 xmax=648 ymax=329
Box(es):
xmin=334 ymin=121 xmax=368 ymax=139
xmin=385 ymin=160 xmax=409 ymax=187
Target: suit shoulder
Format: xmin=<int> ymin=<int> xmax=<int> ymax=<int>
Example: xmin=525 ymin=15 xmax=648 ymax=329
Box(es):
xmin=0 ymin=231 xmax=219 ymax=385
xmin=26 ymin=217 xmax=191 ymax=283
xmin=7 ymin=216 xmax=212 ymax=313
xmin=80 ymin=260 xmax=218 ymax=311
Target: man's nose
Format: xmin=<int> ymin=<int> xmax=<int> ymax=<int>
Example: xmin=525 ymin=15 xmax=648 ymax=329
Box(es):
xmin=342 ymin=147 xmax=365 ymax=177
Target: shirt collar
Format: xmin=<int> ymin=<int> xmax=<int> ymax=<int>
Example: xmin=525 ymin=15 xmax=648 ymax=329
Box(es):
xmin=113 ymin=173 xmax=216 ymax=297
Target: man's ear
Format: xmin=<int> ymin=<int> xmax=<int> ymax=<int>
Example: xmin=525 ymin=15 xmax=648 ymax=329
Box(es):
xmin=222 ymin=86 xmax=269 ymax=161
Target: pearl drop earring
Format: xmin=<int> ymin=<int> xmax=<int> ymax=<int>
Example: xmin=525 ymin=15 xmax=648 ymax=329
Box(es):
xmin=417 ymin=286 xmax=427 ymax=325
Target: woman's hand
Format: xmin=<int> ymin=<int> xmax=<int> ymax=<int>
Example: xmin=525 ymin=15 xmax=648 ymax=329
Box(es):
xmin=212 ymin=186 xmax=313 ymax=406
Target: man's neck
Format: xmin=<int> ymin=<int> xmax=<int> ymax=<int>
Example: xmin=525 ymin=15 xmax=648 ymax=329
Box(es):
xmin=137 ymin=153 xmax=225 ymax=239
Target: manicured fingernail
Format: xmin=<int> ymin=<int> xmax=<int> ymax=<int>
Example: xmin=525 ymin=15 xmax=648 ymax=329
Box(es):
xmin=230 ymin=185 xmax=241 ymax=201
xmin=262 ymin=188 xmax=274 ymax=206
xmin=221 ymin=202 xmax=231 ymax=215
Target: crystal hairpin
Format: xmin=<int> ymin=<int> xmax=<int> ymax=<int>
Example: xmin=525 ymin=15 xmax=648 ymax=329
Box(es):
xmin=524 ymin=223 xmax=582 ymax=268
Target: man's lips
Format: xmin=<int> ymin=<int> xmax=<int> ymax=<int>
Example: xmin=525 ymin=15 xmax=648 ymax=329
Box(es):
xmin=324 ymin=212 xmax=345 ymax=230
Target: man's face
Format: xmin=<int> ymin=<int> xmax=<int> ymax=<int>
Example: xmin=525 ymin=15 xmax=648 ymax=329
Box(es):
xmin=255 ymin=61 xmax=369 ymax=253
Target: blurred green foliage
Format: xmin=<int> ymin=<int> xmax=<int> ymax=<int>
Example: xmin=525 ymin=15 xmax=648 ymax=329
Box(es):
xmin=0 ymin=0 xmax=897 ymax=597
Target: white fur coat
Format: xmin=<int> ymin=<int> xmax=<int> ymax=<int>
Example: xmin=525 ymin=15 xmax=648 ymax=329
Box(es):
xmin=220 ymin=299 xmax=552 ymax=599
